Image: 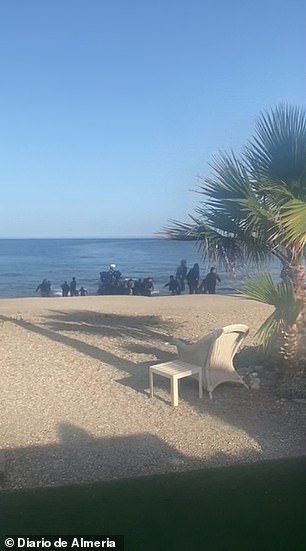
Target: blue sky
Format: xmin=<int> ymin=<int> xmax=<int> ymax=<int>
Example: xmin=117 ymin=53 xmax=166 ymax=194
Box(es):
xmin=0 ymin=0 xmax=305 ymax=238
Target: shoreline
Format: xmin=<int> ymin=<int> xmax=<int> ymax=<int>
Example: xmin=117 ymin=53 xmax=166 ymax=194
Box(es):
xmin=0 ymin=282 xmax=242 ymax=301
xmin=0 ymin=293 xmax=265 ymax=321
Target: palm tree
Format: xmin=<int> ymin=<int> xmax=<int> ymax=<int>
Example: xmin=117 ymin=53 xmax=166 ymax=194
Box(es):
xmin=243 ymin=274 xmax=304 ymax=370
xmin=164 ymin=105 xmax=306 ymax=368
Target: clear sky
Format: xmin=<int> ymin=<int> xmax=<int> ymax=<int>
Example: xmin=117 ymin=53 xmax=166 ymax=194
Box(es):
xmin=0 ymin=0 xmax=305 ymax=238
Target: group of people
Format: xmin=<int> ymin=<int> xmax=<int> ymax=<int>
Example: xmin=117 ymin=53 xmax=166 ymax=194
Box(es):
xmin=35 ymin=261 xmax=221 ymax=298
xmin=99 ymin=264 xmax=122 ymax=286
xmin=131 ymin=277 xmax=154 ymax=296
xmin=164 ymin=260 xmax=221 ymax=295
xmin=35 ymin=277 xmax=88 ymax=297
xmin=98 ymin=264 xmax=154 ymax=296
xmin=61 ymin=277 xmax=88 ymax=297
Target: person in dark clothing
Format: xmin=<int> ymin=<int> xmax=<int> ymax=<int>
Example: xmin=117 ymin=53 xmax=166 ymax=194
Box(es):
xmin=204 ymin=267 xmax=221 ymax=294
xmin=143 ymin=277 xmax=154 ymax=296
xmin=133 ymin=278 xmax=143 ymax=296
xmin=35 ymin=278 xmax=51 ymax=297
xmin=186 ymin=263 xmax=200 ymax=294
xmin=61 ymin=281 xmax=70 ymax=297
xmin=127 ymin=279 xmax=134 ymax=295
xmin=164 ymin=275 xmax=181 ymax=295
xmin=70 ymin=277 xmax=77 ymax=296
xmin=108 ymin=264 xmax=121 ymax=283
xmin=79 ymin=286 xmax=88 ymax=296
xmin=198 ymin=278 xmax=207 ymax=294
xmin=176 ymin=260 xmax=187 ymax=293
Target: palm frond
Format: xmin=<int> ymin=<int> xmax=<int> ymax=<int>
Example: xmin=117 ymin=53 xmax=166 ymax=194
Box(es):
xmin=278 ymin=199 xmax=306 ymax=259
xmin=243 ymin=273 xmax=303 ymax=347
xmin=238 ymin=195 xmax=275 ymax=239
xmin=243 ymin=273 xmax=280 ymax=304
xmin=255 ymin=312 xmax=284 ymax=348
xmin=257 ymin=183 xmax=295 ymax=205
xmin=198 ymin=151 xmax=256 ymax=218
xmin=161 ymin=218 xmax=203 ymax=240
xmin=245 ymin=104 xmax=306 ymax=197
xmin=163 ymin=104 xmax=306 ymax=273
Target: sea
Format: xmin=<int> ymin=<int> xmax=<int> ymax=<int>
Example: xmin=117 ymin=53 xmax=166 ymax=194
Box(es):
xmin=0 ymin=238 xmax=281 ymax=299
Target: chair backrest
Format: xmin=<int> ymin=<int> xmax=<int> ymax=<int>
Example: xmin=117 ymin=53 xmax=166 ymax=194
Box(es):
xmin=185 ymin=329 xmax=222 ymax=367
xmin=208 ymin=324 xmax=249 ymax=370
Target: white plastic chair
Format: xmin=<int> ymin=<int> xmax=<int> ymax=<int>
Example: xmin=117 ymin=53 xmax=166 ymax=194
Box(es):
xmin=172 ymin=324 xmax=249 ymax=399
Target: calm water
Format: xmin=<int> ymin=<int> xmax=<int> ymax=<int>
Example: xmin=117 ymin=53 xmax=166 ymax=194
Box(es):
xmin=0 ymin=238 xmax=280 ymax=298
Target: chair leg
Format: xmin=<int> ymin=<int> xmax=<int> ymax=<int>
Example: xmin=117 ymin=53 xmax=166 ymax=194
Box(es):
xmin=198 ymin=369 xmax=203 ymax=399
xmin=170 ymin=376 xmax=179 ymax=407
xmin=149 ymin=370 xmax=154 ymax=398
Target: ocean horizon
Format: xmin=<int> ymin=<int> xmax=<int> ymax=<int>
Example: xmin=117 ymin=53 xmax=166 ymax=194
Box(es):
xmin=0 ymin=238 xmax=280 ymax=299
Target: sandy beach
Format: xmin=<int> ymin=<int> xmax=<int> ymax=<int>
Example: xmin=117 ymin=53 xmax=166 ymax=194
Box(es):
xmin=1 ymin=294 xmax=305 ymax=490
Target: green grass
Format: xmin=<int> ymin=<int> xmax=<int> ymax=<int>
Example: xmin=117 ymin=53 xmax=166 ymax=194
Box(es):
xmin=1 ymin=457 xmax=306 ymax=550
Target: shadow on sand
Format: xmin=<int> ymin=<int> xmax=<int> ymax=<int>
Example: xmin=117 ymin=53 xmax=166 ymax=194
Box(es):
xmin=1 ymin=310 xmax=305 ymax=485
xmin=1 ymin=426 xmax=305 ymax=550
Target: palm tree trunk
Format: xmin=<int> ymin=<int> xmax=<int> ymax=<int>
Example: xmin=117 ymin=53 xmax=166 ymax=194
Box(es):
xmin=293 ymin=265 xmax=306 ymax=373
xmin=283 ymin=264 xmax=306 ymax=374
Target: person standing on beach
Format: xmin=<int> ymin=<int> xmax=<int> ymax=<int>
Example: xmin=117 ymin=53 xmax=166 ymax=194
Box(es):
xmin=143 ymin=277 xmax=154 ymax=297
xmin=198 ymin=277 xmax=207 ymax=294
xmin=79 ymin=286 xmax=88 ymax=296
xmin=61 ymin=281 xmax=70 ymax=297
xmin=186 ymin=263 xmax=200 ymax=294
xmin=70 ymin=277 xmax=77 ymax=296
xmin=164 ymin=275 xmax=180 ymax=295
xmin=204 ymin=267 xmax=221 ymax=294
xmin=176 ymin=260 xmax=187 ymax=293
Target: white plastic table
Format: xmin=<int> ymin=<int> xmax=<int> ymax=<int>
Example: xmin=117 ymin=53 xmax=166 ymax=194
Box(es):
xmin=149 ymin=360 xmax=203 ymax=407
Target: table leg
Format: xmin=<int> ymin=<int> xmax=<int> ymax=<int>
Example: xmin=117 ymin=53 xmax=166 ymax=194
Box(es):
xmin=149 ymin=370 xmax=154 ymax=398
xmin=198 ymin=368 xmax=203 ymax=399
xmin=171 ymin=376 xmax=179 ymax=407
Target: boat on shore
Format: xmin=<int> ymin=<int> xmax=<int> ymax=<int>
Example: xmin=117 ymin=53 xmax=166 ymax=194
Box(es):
xmin=97 ymin=266 xmax=154 ymax=296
